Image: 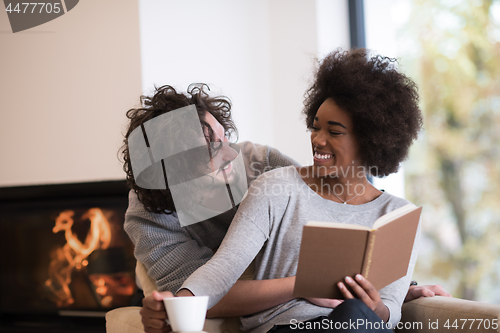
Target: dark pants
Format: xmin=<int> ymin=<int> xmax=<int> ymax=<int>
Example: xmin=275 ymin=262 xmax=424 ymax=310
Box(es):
xmin=268 ymin=299 xmax=393 ymax=333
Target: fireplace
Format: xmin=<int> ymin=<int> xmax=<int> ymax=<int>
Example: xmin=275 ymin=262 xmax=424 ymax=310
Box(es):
xmin=0 ymin=180 xmax=135 ymax=332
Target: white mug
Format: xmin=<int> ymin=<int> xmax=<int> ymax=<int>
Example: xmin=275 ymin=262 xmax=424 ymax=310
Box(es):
xmin=163 ymin=296 xmax=209 ymax=332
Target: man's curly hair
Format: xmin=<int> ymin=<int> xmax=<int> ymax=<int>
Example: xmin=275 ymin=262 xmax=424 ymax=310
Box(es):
xmin=303 ymin=49 xmax=423 ymax=177
xmin=120 ymin=84 xmax=237 ymax=214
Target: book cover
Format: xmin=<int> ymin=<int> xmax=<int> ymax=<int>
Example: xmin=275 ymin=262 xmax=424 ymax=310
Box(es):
xmin=293 ymin=204 xmax=421 ymax=299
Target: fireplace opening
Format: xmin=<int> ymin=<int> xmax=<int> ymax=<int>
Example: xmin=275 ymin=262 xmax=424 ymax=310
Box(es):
xmin=0 ymin=180 xmax=135 ymax=332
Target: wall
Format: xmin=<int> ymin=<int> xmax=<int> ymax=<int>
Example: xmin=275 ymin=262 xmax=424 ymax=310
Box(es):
xmin=0 ymin=0 xmax=349 ymax=186
xmin=0 ymin=0 xmax=142 ymax=186
xmin=139 ymin=0 xmax=350 ymax=166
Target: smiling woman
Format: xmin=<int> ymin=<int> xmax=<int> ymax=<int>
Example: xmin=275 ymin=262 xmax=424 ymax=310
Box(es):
xmin=297 ymin=49 xmax=422 ymax=206
xmin=308 ymin=98 xmax=369 ymax=203
xmin=175 ymin=48 xmax=424 ymax=333
xmin=303 ymin=49 xmax=422 ymax=178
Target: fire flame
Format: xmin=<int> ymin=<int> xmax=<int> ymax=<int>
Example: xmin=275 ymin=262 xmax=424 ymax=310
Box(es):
xmin=45 ymin=208 xmax=111 ymax=307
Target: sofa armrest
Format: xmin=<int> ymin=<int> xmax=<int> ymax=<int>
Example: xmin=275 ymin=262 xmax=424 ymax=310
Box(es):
xmin=106 ymin=306 xmax=241 ymax=333
xmin=111 ymin=261 xmax=253 ymax=333
xmin=398 ymin=297 xmax=500 ymax=333
xmin=106 ymin=306 xmax=144 ymax=333
xmin=136 ymin=261 xmax=157 ymax=297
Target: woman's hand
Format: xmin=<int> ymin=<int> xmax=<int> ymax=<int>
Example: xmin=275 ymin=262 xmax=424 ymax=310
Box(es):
xmin=405 ymin=284 xmax=452 ymax=302
xmin=140 ymin=291 xmax=173 ymax=333
xmin=305 ymin=297 xmax=344 ymax=308
xmin=338 ymin=274 xmax=389 ymax=322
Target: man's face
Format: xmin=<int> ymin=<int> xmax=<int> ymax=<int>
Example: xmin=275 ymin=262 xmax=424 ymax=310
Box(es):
xmin=203 ymin=112 xmax=238 ymax=186
xmin=128 ymin=104 xmax=246 ymax=225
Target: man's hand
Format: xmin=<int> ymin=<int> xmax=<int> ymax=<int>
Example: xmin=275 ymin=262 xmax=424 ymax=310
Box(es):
xmin=405 ymin=284 xmax=452 ymax=302
xmin=338 ymin=274 xmax=389 ymax=322
xmin=140 ymin=291 xmax=173 ymax=333
xmin=305 ymin=297 xmax=344 ymax=309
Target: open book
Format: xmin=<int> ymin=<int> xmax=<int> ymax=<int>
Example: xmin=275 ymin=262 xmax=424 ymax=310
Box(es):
xmin=293 ymin=204 xmax=422 ymax=299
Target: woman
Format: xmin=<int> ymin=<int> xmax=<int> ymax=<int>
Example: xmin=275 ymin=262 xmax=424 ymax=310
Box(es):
xmin=172 ymin=49 xmax=424 ymax=332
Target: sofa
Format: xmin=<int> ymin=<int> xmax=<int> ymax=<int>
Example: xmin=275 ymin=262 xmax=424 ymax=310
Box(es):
xmin=106 ymin=262 xmax=500 ymax=333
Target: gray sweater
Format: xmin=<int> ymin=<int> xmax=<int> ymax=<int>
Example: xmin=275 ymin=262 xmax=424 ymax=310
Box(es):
xmin=124 ymin=141 xmax=299 ymax=292
xmin=181 ymin=166 xmax=420 ymax=333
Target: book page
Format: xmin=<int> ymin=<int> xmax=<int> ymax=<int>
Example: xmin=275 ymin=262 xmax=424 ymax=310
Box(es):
xmin=371 ymin=203 xmax=417 ymax=230
xmin=306 ymin=221 xmax=370 ymax=230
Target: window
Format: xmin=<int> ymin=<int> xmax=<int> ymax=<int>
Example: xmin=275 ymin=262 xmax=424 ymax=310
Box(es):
xmin=365 ymin=0 xmax=500 ymax=302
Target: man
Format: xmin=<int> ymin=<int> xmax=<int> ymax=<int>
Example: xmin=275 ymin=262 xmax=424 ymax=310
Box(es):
xmin=121 ymin=84 xmax=451 ymax=333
